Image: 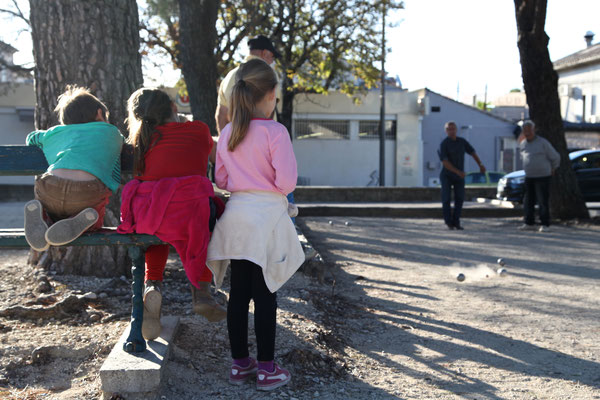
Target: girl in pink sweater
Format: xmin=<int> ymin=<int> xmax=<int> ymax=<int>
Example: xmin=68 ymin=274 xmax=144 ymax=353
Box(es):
xmin=207 ymin=59 xmax=304 ymax=391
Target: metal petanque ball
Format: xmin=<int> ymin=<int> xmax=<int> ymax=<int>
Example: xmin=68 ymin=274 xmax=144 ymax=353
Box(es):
xmin=497 ymin=258 xmax=506 ymax=266
xmin=497 ymin=268 xmax=507 ymax=277
xmin=456 ymin=273 xmax=465 ymax=282
xmin=344 ymin=221 xmax=350 ymax=226
xmin=328 ymin=220 xmax=333 ymax=225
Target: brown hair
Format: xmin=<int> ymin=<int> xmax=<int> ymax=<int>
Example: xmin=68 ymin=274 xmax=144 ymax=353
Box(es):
xmin=228 ymin=58 xmax=278 ymax=151
xmin=54 ymin=85 xmax=109 ymax=125
xmin=126 ymin=88 xmax=174 ymax=175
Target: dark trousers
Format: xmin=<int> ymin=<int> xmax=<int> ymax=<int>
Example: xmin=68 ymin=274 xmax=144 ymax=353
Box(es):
xmin=440 ymin=172 xmax=465 ymax=226
xmin=524 ymin=176 xmax=551 ymax=226
xmin=227 ymin=259 xmax=277 ymax=362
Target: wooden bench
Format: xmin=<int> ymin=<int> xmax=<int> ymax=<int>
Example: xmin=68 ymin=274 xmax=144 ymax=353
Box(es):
xmin=0 ymin=145 xmax=163 ymax=353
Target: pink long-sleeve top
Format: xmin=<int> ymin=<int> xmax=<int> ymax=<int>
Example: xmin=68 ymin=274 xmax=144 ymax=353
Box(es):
xmin=215 ymin=118 xmax=298 ymax=195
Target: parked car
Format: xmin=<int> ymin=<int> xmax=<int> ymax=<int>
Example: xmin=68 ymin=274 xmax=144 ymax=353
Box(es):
xmin=497 ymin=149 xmax=600 ymax=203
xmin=464 ymin=171 xmax=505 ymax=187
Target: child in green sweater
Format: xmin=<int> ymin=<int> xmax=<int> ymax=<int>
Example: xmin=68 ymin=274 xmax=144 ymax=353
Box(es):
xmin=24 ymin=86 xmax=124 ymax=251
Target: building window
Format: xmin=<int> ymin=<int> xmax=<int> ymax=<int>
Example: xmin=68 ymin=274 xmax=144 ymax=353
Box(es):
xmin=358 ymin=120 xmax=396 ymax=140
xmin=294 ymin=119 xmax=349 ymax=140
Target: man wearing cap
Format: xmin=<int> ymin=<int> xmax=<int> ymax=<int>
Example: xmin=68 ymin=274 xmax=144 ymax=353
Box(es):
xmin=215 ymin=35 xmax=281 ymax=134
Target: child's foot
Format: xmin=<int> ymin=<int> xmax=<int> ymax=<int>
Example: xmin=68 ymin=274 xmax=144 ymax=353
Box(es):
xmin=44 ymin=208 xmax=99 ymax=246
xmin=229 ymin=358 xmax=258 ymax=385
xmin=256 ymin=363 xmax=291 ymax=391
xmin=191 ymin=282 xmax=227 ymax=322
xmin=142 ymin=280 xmax=163 ymax=341
xmin=24 ymin=200 xmax=49 ymax=251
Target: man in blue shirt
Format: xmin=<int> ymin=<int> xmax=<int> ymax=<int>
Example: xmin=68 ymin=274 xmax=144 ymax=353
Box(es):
xmin=439 ymin=121 xmax=485 ymax=230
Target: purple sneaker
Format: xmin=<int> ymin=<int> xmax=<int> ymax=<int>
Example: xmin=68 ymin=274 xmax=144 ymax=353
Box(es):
xmin=229 ymin=358 xmax=258 ymax=385
xmin=256 ymin=363 xmax=291 ymax=391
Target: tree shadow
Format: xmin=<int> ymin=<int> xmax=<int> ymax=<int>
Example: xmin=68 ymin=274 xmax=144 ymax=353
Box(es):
xmin=296 ymin=217 xmax=600 ymax=398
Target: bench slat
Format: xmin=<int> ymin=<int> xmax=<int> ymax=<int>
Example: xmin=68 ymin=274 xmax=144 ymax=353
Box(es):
xmin=0 ymin=146 xmax=48 ymax=176
xmin=0 ymin=145 xmax=134 ymax=176
xmin=0 ymin=228 xmax=164 ymax=248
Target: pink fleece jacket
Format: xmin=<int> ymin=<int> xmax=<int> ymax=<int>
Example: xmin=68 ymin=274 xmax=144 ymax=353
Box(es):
xmin=215 ymin=119 xmax=297 ymax=195
xmin=118 ymin=175 xmax=219 ymax=288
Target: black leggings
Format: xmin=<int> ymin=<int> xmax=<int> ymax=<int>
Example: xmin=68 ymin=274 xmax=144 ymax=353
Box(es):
xmin=227 ymin=259 xmax=277 ymax=362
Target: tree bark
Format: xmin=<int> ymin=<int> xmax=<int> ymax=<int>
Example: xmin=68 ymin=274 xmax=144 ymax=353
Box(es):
xmin=29 ymin=0 xmax=143 ymax=277
xmin=278 ymin=76 xmax=295 ymax=136
xmin=177 ymin=0 xmax=218 ymax=135
xmin=514 ymin=0 xmax=588 ymax=220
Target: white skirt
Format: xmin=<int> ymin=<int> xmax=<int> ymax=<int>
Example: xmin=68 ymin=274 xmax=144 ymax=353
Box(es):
xmin=206 ymin=191 xmax=305 ymax=293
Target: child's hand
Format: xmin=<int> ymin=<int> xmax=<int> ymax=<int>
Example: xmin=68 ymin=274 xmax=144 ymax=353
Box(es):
xmin=287 ymin=203 xmax=298 ymax=218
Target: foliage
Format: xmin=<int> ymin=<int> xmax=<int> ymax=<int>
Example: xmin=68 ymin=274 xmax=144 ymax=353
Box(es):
xmin=476 ymin=100 xmax=491 ymax=111
xmin=140 ymin=0 xmax=271 ymax=80
xmin=141 ymin=0 xmax=402 ymax=97
xmin=266 ymin=0 xmax=402 ymax=99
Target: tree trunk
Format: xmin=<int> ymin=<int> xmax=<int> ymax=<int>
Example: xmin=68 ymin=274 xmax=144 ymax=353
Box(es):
xmin=278 ymin=76 xmax=295 ymax=137
xmin=28 ymin=0 xmax=143 ymax=277
xmin=514 ymin=0 xmax=589 ymax=220
xmin=177 ymin=0 xmax=218 ymax=135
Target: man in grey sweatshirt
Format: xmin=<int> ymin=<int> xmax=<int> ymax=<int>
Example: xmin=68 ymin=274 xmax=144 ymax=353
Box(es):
xmin=519 ymin=120 xmax=560 ymax=232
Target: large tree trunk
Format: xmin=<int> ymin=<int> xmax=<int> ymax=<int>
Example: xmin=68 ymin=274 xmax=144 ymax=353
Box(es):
xmin=177 ymin=0 xmax=218 ymax=135
xmin=278 ymin=76 xmax=295 ymax=136
xmin=28 ymin=0 xmax=143 ymax=277
xmin=514 ymin=0 xmax=588 ymax=220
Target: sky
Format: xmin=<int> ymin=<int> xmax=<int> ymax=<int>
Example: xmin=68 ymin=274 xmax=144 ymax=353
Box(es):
xmin=3 ymin=0 xmax=600 ymax=105
xmin=385 ymin=0 xmax=600 ymax=103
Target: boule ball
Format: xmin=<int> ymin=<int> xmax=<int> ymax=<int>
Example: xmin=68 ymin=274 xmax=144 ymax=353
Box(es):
xmin=497 ymin=258 xmax=506 ymax=266
xmin=456 ymin=273 xmax=465 ymax=282
xmin=497 ymin=268 xmax=507 ymax=277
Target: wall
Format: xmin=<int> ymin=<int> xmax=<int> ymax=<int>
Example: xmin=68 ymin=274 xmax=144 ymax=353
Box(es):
xmin=0 ymin=83 xmax=36 ymax=185
xmin=292 ymin=89 xmax=422 ymax=187
xmin=558 ymin=64 xmax=600 ymax=123
xmin=419 ymin=90 xmax=516 ymax=186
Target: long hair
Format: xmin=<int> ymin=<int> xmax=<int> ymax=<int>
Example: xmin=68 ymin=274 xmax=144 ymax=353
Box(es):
xmin=228 ymin=59 xmax=278 ymax=151
xmin=126 ymin=88 xmax=174 ymax=176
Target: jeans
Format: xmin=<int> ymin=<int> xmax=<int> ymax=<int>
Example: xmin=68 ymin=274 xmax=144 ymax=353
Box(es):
xmin=524 ymin=176 xmax=551 ymax=226
xmin=440 ymin=172 xmax=465 ymax=227
xmin=287 ymin=192 xmax=295 ymax=224
xmin=227 ymin=259 xmax=277 ymax=362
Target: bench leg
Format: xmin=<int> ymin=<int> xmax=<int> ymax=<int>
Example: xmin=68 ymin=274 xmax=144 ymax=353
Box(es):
xmin=124 ymin=246 xmax=146 ymax=353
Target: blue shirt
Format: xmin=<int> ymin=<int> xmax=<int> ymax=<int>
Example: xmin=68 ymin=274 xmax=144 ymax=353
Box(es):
xmin=26 ymin=122 xmax=124 ymax=193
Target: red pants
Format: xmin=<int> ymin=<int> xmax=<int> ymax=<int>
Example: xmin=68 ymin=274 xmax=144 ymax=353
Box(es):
xmin=145 ymin=244 xmax=213 ymax=283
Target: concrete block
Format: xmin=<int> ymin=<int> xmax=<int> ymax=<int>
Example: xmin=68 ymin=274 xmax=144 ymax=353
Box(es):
xmin=100 ymin=316 xmax=179 ymax=397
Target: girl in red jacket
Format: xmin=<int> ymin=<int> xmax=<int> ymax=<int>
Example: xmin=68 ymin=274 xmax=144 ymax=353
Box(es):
xmin=119 ymin=88 xmax=225 ymax=341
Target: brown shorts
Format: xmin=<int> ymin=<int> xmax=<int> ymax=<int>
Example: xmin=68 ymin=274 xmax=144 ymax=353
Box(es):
xmin=34 ymin=173 xmax=111 ymax=230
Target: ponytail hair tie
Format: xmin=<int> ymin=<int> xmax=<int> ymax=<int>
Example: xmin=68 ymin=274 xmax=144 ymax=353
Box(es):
xmin=142 ymin=116 xmax=157 ymax=125
xmin=238 ymin=79 xmax=246 ymax=88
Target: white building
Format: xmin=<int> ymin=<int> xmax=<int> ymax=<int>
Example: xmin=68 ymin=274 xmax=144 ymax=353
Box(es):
xmin=553 ymin=31 xmax=600 ymax=149
xmin=555 ymin=32 xmax=600 ymax=123
xmin=291 ymin=88 xmax=517 ymax=187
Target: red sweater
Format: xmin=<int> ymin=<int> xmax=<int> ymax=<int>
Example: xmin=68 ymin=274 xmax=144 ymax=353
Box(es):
xmin=137 ymin=121 xmax=213 ymax=181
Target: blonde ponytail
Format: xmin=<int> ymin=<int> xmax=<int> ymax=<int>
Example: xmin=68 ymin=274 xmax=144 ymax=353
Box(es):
xmin=228 ymin=59 xmax=278 ymax=151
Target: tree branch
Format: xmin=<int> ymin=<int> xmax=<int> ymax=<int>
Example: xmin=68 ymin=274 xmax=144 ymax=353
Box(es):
xmin=0 ymin=0 xmax=30 ymax=26
xmin=0 ymin=58 xmax=33 ymax=74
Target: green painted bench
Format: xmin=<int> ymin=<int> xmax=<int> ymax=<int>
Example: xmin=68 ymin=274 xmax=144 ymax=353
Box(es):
xmin=0 ymin=144 xmax=163 ymax=353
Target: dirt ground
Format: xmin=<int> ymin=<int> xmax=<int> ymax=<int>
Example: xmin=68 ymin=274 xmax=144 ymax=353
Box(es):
xmin=0 ymin=216 xmax=599 ymax=399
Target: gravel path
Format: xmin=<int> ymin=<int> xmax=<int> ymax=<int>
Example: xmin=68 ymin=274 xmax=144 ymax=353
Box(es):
xmin=0 ymin=216 xmax=599 ymax=399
